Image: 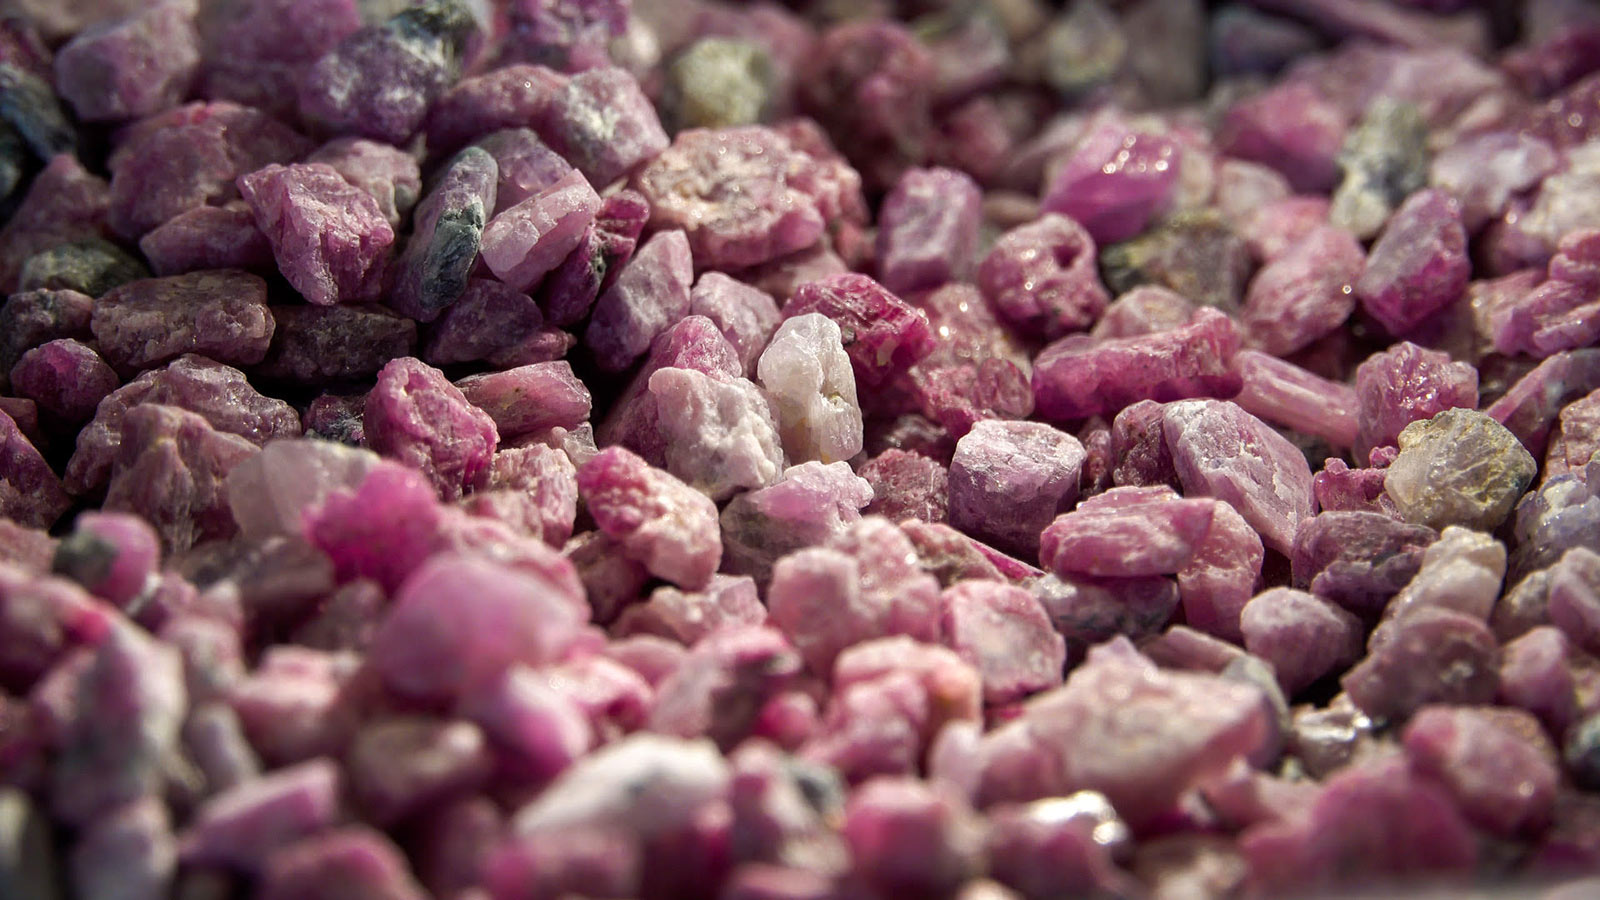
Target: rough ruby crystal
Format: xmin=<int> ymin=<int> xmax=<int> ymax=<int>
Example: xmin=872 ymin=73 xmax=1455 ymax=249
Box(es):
xmin=578 ymin=446 xmax=723 ymax=590
xmin=947 ymin=420 xmax=1085 ymax=560
xmin=1218 ymin=81 xmax=1348 ymax=193
xmin=585 ymin=229 xmax=694 ymax=373
xmin=875 ymin=167 xmax=982 ymax=295
xmin=0 ymin=405 xmax=69 ymax=528
xmin=782 ymin=274 xmax=934 ymax=391
xmin=1354 ymin=341 xmax=1479 ymax=461
xmin=1241 ymin=225 xmax=1363 ymax=356
xmin=363 ymin=357 xmax=498 ymax=501
xmin=53 ymin=1 xmax=199 ymax=122
xmin=90 ymin=270 xmax=275 ymax=374
xmin=8 ymin=338 xmax=118 ymax=424
xmin=978 ymin=214 xmax=1110 ymax=340
xmin=633 ymin=126 xmax=830 ymax=271
xmin=1033 ymin=308 xmax=1242 ymax=422
xmin=1041 ymin=121 xmax=1181 ymax=245
xmin=238 ymin=163 xmax=394 ymax=306
xmin=103 ymin=404 xmax=258 ymax=553
xmin=1354 ymin=189 xmax=1471 ymax=337
xmin=540 ymin=66 xmax=667 ymax=188
xmin=480 ymin=169 xmax=601 ymax=294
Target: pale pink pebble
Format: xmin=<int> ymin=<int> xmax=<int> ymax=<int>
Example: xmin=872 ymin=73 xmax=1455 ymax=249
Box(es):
xmin=1240 ymin=588 xmax=1364 ymax=696
xmin=649 ymin=626 xmax=802 ymax=750
xmin=842 ymin=778 xmax=984 ymax=898
xmin=1402 ymin=705 xmax=1559 ymax=837
xmin=1162 ymin=399 xmax=1315 ymax=555
xmin=509 ymin=733 xmax=729 ymax=840
xmin=256 ymin=827 xmax=426 ymax=900
xmin=369 ymin=553 xmax=588 ymax=704
xmin=577 ymin=446 xmax=722 ymax=590
xmin=939 ymin=581 xmax=1065 ymax=705
xmin=363 ymin=357 xmax=498 ymax=502
xmin=1176 ymin=499 xmax=1264 ymax=645
xmin=585 ymin=228 xmax=694 ymax=373
xmin=946 ymin=419 xmax=1085 ymax=560
xmin=461 ymin=664 xmax=594 ymax=785
xmin=1040 ymin=486 xmax=1217 ymax=579
xmin=479 ymin=169 xmax=601 ymax=292
xmin=1232 ymin=349 xmax=1359 ymax=449
xmin=1021 ymin=638 xmax=1275 ymax=828
xmin=455 ymin=361 xmax=590 ymax=440
xmin=237 ymin=162 xmax=395 ymax=306
xmin=180 ymin=757 xmax=343 ymax=873
xmin=614 ymin=574 xmax=765 ymax=646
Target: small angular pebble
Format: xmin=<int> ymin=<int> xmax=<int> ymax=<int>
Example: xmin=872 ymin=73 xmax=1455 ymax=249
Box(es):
xmin=540 ymin=188 xmax=649 ymax=327
xmin=1162 ymin=399 xmax=1314 ymax=555
xmin=90 ymin=270 xmax=275 ymax=374
xmin=0 ymin=288 xmax=93 ymax=389
xmin=1033 ymin=308 xmax=1242 ymax=422
xmin=456 ymin=361 xmax=589 ymax=440
xmin=224 ymin=438 xmax=379 ymax=542
xmin=345 ymin=718 xmax=490 ymax=827
xmin=1041 ymin=486 xmax=1216 ymax=579
xmin=1342 ymin=606 xmax=1499 ymax=721
xmin=1041 ymin=121 xmax=1181 ymax=245
xmin=52 ymin=511 xmax=160 ymax=608
xmin=257 ymin=827 xmax=426 ymax=900
xmin=424 ymin=62 xmax=566 ymax=154
xmin=859 ymin=450 xmax=948 ymax=525
xmin=50 ymin=621 xmax=186 ymax=825
xmin=473 ymin=126 xmax=576 ymax=213
xmin=783 ymin=274 xmax=934 ymax=391
xmin=388 ymin=146 xmax=497 ymax=323
xmin=305 ymin=137 xmax=421 ymax=230
xmin=1022 ymin=639 xmax=1274 ymax=828
xmin=978 ymin=214 xmax=1109 ymax=339
xmin=69 ymin=798 xmax=175 ymax=900
xmin=238 ymin=163 xmax=396 ymax=306
xmin=107 ymin=101 xmax=311 ymax=242
xmin=875 ymin=167 xmax=981 ymax=295
xmin=372 ymin=552 xmax=586 ymax=703
xmin=181 ymin=758 xmax=343 ymax=873
xmin=1329 ymin=99 xmax=1429 ymax=240
xmin=767 ymin=518 xmax=942 ymax=675
xmin=1100 ymin=209 xmax=1252 ymax=314
xmin=578 ymin=446 xmax=723 ymax=590
xmin=633 ymin=126 xmax=830 ymax=271
xmin=1354 ymin=189 xmax=1471 ymax=337
xmin=842 ymin=778 xmax=983 ymax=898
xmin=0 ymin=155 xmax=109 ymax=292
xmin=254 ymin=304 xmax=417 ymax=384
xmin=757 ymin=314 xmax=864 ymax=466
xmin=1385 ymin=408 xmax=1537 ymax=532
xmin=615 ymin=574 xmax=765 ymax=646
xmin=364 ymin=357 xmax=498 ymax=501
xmin=1381 ymin=526 xmax=1506 ymax=625
xmin=1354 ymin=341 xmax=1479 ymax=461
xmin=1240 ymin=588 xmax=1364 ymax=696
xmin=649 ymin=367 xmax=784 ymax=502
xmin=196 ymin=0 xmax=362 ymax=118
xmin=1241 ymin=225 xmax=1364 ymax=356
xmin=1291 ymin=510 xmax=1437 ymax=617
xmin=17 ymin=238 xmax=147 ymax=297
xmin=136 ymin=203 xmax=274 ymax=277
xmin=67 ymin=354 xmax=301 ymax=497
xmin=689 ymin=272 xmax=782 ymax=378
xmin=1031 ymin=572 xmax=1180 ymax=661
xmin=1219 ymin=81 xmax=1347 ymax=193
xmin=719 ymin=460 xmax=873 ymax=583
xmin=423 ymin=279 xmax=544 ymax=366
xmin=102 ymin=404 xmax=259 ymax=553
xmin=480 ymin=169 xmax=601 ymax=293
xmin=1402 ymin=705 xmax=1559 ymax=837
xmin=8 ymin=339 xmax=118 ymax=423
xmin=1233 ymin=350 xmax=1360 ymax=449
xmin=297 ymin=0 xmax=476 ymax=144
xmin=464 ymin=442 xmax=578 ymax=547
xmin=52 ymin=1 xmax=199 ymax=122
xmin=540 ymin=66 xmax=668 ymax=187
xmin=947 ymin=420 xmax=1085 ymax=559
xmin=940 ymin=580 xmax=1066 ymax=704
xmin=586 ymin=229 xmax=694 ymax=373
xmin=662 ymin=37 xmax=773 ymax=131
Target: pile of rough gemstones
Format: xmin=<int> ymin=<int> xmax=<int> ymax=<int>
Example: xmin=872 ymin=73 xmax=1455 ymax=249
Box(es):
xmin=6 ymin=0 xmax=1600 ymax=897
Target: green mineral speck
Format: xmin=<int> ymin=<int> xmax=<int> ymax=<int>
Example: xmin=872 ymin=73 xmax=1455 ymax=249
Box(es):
xmin=17 ymin=239 xmax=150 ymax=298
xmin=1329 ymin=98 xmax=1429 ymax=240
xmin=1099 ymin=209 xmax=1251 ymax=312
xmin=664 ymin=38 xmax=773 ymax=131
xmin=1385 ymin=408 xmax=1536 ymax=532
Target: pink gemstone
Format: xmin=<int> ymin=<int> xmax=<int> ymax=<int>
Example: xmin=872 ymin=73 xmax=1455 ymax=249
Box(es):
xmin=53 ymin=1 xmax=199 ymax=122
xmin=539 ymin=66 xmax=667 ymax=187
xmin=103 ymin=404 xmax=259 ymax=553
xmin=585 ymin=229 xmax=695 ymax=373
xmin=1240 ymin=588 xmax=1364 ymax=696
xmin=479 ymin=169 xmax=601 ymax=293
xmin=978 ymin=213 xmax=1110 ymax=340
xmin=370 ymin=553 xmax=587 ymax=704
xmin=1032 ymin=307 xmax=1242 ymax=422
xmin=1354 ymin=188 xmax=1471 ymax=337
xmin=364 ymin=358 xmax=497 ymax=501
xmin=238 ymin=163 xmax=395 ymax=306
xmin=90 ymin=270 xmax=275 ymax=374
xmin=947 ymin=420 xmax=1085 ymax=559
xmin=181 ymin=758 xmax=343 ymax=873
xmin=1353 ymin=341 xmax=1479 ymax=461
xmin=1219 ymin=81 xmax=1348 ymax=193
xmin=1240 ymin=225 xmax=1363 ymax=356
xmin=875 ymin=167 xmax=982 ymax=295
xmin=7 ymin=338 xmax=118 ymax=423
xmin=1041 ymin=122 xmax=1182 ymax=244
xmin=457 ymin=361 xmax=590 ymax=440
xmin=940 ymin=580 xmax=1065 ymax=704
xmin=1402 ymin=705 xmax=1559 ymax=837
xmin=1041 ymin=486 xmax=1217 ymax=579
xmin=577 ymin=446 xmax=722 ymax=590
